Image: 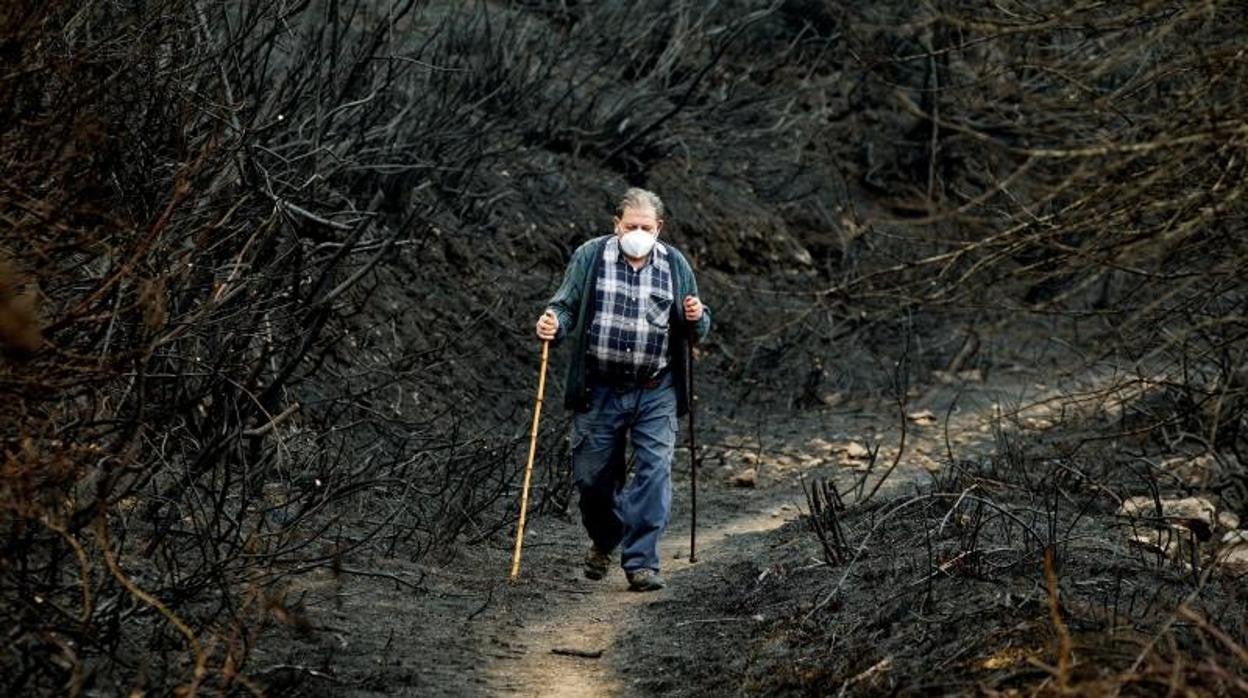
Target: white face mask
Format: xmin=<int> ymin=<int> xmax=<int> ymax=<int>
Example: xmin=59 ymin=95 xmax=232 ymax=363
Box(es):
xmin=619 ymin=228 xmax=656 ymax=258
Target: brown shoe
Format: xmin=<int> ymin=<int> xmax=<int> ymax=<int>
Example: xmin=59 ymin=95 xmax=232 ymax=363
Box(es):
xmin=584 ymin=546 xmax=613 ymax=580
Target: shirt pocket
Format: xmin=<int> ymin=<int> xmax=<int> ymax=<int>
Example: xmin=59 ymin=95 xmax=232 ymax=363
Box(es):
xmin=644 ymin=290 xmax=673 ymax=329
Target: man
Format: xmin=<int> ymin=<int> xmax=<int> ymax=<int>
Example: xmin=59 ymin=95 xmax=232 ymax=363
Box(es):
xmin=535 ymin=187 xmax=710 ymax=592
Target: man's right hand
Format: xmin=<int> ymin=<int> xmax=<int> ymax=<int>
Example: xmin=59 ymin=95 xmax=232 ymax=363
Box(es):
xmin=535 ymin=311 xmax=558 ymax=341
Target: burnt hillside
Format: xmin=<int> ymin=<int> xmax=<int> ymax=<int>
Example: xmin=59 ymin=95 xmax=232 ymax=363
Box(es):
xmin=2 ymin=1 xmax=1246 ymax=694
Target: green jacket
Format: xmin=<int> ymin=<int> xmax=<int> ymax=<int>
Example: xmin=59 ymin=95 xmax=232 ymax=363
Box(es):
xmin=545 ymin=235 xmax=711 ymax=416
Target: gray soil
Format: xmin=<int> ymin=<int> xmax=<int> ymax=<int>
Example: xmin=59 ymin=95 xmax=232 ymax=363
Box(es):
xmin=251 ymin=366 xmax=1043 ymax=696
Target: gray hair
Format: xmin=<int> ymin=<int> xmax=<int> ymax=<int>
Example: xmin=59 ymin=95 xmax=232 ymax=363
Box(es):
xmin=615 ymin=187 xmax=665 ymax=220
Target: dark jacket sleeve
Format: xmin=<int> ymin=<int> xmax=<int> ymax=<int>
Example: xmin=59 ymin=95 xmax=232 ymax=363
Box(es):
xmin=544 ymin=240 xmax=597 ymax=344
xmin=670 ymin=247 xmax=711 ymax=342
xmin=686 ymin=267 xmax=711 ymax=343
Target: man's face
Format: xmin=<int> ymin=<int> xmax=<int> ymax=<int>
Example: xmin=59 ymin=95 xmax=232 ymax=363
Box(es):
xmin=614 ymin=206 xmax=662 ymax=238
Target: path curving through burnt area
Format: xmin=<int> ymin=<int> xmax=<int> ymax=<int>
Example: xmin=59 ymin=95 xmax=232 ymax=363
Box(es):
xmin=477 ymin=369 xmax=1036 ymax=696
xmin=485 ymin=481 xmax=797 ymax=696
xmin=265 ymin=367 xmax=1073 ymax=696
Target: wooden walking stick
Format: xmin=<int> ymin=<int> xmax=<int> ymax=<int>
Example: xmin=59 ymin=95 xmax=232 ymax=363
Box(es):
xmin=509 ymin=339 xmax=550 ymax=582
xmin=687 ymin=337 xmax=699 ymax=564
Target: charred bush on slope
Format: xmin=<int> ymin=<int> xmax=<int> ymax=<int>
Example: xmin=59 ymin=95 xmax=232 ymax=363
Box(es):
xmin=0 ymin=0 xmax=553 ymax=692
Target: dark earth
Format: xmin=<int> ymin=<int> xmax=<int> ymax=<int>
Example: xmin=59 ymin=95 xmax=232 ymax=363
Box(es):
xmin=252 ymin=347 xmax=1248 ymax=696
xmin=3 ymin=1 xmax=1246 ymax=696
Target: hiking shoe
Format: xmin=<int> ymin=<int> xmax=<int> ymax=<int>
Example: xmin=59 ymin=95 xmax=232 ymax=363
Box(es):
xmin=583 ymin=546 xmax=613 ymax=580
xmin=626 ymin=569 xmax=665 ymax=592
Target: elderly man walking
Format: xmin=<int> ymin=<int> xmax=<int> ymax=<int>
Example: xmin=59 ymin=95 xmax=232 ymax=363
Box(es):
xmin=535 ymin=188 xmax=710 ymax=591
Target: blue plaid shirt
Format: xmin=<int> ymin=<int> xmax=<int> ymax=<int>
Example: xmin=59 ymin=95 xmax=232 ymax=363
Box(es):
xmin=586 ymin=239 xmax=674 ymax=382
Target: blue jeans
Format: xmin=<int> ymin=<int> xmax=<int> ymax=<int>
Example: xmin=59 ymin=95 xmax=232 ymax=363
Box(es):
xmin=572 ymin=372 xmax=678 ymax=573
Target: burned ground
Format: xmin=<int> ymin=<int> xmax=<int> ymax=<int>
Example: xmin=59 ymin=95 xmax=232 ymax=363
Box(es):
xmin=2 ymin=1 xmax=1247 ymax=695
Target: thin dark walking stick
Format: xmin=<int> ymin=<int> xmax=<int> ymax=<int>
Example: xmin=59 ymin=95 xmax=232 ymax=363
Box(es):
xmin=510 ymin=339 xmax=550 ymax=582
xmin=687 ymin=337 xmax=699 ymax=563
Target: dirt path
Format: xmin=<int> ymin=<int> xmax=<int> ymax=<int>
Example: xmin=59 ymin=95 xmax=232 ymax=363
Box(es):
xmin=261 ymin=365 xmax=1064 ymax=696
xmin=479 ymin=367 xmax=1050 ymax=696
xmin=487 ymin=485 xmax=795 ymax=696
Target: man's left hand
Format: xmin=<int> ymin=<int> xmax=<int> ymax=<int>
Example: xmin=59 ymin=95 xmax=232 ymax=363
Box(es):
xmin=683 ymin=296 xmax=703 ymax=322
